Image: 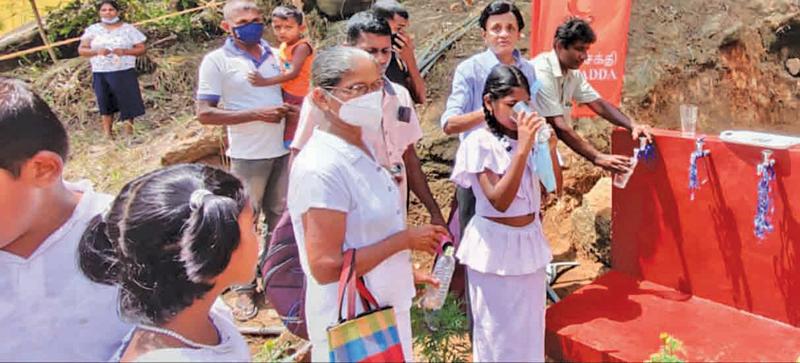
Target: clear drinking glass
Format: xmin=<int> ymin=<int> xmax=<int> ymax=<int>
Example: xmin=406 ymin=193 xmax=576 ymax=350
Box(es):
xmin=680 ymin=104 xmax=698 ymax=137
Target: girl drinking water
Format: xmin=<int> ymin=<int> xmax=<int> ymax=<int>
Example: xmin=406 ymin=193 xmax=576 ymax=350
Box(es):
xmin=450 ymin=64 xmax=562 ymax=361
xmin=79 ymin=164 xmax=258 ymax=362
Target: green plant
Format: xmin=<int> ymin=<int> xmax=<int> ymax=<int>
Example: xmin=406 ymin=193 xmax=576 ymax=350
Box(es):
xmin=411 ymin=293 xmax=471 ymax=363
xmin=647 ymin=333 xmax=685 ymax=363
xmin=253 ymin=338 xmax=291 ymax=362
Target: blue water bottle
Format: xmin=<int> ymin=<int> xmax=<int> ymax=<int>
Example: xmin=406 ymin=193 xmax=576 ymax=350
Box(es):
xmin=513 ymin=102 xmax=557 ymax=193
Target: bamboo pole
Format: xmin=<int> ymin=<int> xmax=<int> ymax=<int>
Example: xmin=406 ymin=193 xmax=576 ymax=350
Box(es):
xmin=28 ymin=0 xmax=58 ymax=62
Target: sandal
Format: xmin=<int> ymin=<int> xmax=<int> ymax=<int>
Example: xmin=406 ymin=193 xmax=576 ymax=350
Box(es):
xmin=232 ymin=291 xmax=258 ymax=322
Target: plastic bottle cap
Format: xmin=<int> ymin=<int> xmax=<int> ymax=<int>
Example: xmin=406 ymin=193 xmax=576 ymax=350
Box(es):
xmin=443 ymin=245 xmax=455 ymax=256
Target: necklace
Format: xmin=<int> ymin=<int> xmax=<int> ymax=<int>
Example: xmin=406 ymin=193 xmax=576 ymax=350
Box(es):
xmin=137 ymin=324 xmax=222 ymax=350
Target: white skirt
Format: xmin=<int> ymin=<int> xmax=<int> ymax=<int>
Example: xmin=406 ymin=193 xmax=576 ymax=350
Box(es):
xmin=456 ymin=215 xmax=552 ymax=275
xmin=468 ymin=267 xmax=547 ymax=362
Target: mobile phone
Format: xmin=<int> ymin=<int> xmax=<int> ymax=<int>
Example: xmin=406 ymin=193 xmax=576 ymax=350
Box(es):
xmin=397 ymin=106 xmax=411 ymax=123
xmin=392 ymin=33 xmax=402 ymax=49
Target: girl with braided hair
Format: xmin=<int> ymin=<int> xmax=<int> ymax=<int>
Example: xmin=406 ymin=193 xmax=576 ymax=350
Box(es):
xmin=450 ymin=64 xmax=562 ymax=361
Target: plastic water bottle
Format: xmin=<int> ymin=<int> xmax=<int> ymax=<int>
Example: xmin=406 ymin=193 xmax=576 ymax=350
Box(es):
xmin=513 ymin=101 xmax=558 ymax=192
xmin=421 ymin=243 xmax=455 ymax=310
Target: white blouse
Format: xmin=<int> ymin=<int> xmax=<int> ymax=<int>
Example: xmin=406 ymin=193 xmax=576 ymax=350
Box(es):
xmin=112 ymin=301 xmax=250 ymax=362
xmin=81 ymin=23 xmax=146 ymax=73
xmin=451 ymin=127 xmax=542 ymax=218
xmin=288 ymin=129 xmax=415 ymax=358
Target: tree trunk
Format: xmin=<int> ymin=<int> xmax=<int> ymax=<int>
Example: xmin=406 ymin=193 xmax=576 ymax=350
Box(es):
xmin=27 ymin=0 xmax=58 ymax=63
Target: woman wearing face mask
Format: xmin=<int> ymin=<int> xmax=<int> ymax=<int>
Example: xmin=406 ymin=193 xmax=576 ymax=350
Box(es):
xmin=450 ymin=64 xmax=562 ymax=362
xmin=287 ymin=46 xmax=449 ymax=362
xmin=78 ymin=0 xmax=147 ymax=139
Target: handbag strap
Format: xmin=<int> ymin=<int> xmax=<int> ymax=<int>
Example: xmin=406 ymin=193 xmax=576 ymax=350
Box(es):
xmin=336 ymin=249 xmax=381 ymax=321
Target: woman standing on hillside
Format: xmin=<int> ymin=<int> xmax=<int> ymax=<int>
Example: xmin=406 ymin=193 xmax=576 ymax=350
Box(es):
xmin=78 ymin=0 xmax=147 ymax=139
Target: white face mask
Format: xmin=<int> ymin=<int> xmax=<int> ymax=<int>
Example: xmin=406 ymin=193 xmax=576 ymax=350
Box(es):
xmin=325 ymin=90 xmax=383 ymax=132
xmin=101 ymin=16 xmax=120 ymax=24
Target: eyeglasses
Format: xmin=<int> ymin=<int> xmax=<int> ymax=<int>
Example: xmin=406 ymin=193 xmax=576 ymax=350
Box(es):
xmin=325 ymin=78 xmax=384 ymax=98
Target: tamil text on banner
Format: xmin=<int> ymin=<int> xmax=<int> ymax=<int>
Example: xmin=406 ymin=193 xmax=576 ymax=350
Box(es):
xmin=530 ymin=0 xmax=633 ymax=118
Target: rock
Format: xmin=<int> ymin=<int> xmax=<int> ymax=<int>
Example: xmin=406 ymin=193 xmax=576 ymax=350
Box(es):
xmin=786 ymin=58 xmax=800 ymax=77
xmin=421 ymin=162 xmax=452 ymax=179
xmin=161 ymin=123 xmax=226 ymax=166
xmin=543 ymin=194 xmax=582 ymax=260
xmin=719 ymin=21 xmax=744 ymax=47
xmin=568 ymin=177 xmax=612 ymax=266
xmin=417 ymin=134 xmax=459 ymax=164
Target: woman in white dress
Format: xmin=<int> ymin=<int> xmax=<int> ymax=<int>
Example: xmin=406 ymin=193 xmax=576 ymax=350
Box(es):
xmin=288 ymin=46 xmax=449 ymax=361
xmin=78 ymin=164 xmax=258 ymax=362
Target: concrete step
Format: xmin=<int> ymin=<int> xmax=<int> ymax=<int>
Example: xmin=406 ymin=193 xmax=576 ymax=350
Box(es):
xmin=546 ymin=271 xmax=800 ymax=362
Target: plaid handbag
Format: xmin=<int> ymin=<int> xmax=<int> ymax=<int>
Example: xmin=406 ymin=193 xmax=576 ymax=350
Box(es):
xmin=327 ymin=249 xmax=405 ymax=362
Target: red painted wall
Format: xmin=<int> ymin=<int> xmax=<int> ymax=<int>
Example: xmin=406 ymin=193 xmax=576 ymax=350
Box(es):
xmin=611 ymin=129 xmax=800 ymax=326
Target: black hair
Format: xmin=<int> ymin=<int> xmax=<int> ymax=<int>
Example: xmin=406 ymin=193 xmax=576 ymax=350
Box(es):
xmin=96 ymin=0 xmax=120 ymax=11
xmin=0 ymin=77 xmax=68 ymax=177
xmin=271 ymin=5 xmax=304 ymax=25
xmin=479 ymin=1 xmax=524 ymax=31
xmin=482 ymin=64 xmax=531 ymax=147
xmin=79 ymin=164 xmax=248 ymax=325
xmin=554 ymin=17 xmax=596 ymax=49
xmin=345 ymin=10 xmax=392 ymax=45
xmin=371 ymin=0 xmax=409 ymax=21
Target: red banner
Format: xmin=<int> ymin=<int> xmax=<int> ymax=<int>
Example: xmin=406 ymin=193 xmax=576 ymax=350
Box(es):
xmin=530 ymin=0 xmax=632 ymax=118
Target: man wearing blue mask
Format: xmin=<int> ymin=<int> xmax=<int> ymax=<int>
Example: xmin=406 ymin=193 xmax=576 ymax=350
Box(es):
xmin=195 ymin=0 xmax=296 ymax=321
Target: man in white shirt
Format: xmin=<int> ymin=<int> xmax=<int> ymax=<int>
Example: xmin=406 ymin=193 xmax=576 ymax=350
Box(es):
xmin=195 ymin=0 xmax=296 ymax=320
xmin=0 ymin=77 xmax=129 ymax=361
xmin=532 ymin=17 xmax=653 ymax=173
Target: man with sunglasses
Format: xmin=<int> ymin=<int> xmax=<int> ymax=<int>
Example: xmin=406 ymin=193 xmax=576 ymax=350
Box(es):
xmin=195 ymin=0 xmax=297 ymax=321
xmin=291 ymin=10 xmax=445 ymax=228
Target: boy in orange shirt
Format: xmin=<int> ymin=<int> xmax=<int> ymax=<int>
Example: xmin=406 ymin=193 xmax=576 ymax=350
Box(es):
xmin=248 ymin=5 xmax=313 ymax=149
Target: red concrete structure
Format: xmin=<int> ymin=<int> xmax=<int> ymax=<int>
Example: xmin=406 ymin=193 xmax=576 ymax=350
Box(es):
xmin=546 ymin=128 xmax=800 ymax=361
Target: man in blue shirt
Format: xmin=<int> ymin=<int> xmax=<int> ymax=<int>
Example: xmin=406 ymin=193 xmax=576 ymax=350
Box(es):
xmin=441 ymin=1 xmax=537 ymax=139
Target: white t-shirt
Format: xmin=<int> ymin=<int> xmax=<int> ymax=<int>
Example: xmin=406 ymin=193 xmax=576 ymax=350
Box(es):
xmin=113 ymin=301 xmax=250 ymax=362
xmin=0 ymin=181 xmax=130 ymax=361
xmin=197 ymin=38 xmax=288 ymax=160
xmin=81 ymin=23 xmax=147 ymax=73
xmin=288 ymin=130 xmax=415 ymax=361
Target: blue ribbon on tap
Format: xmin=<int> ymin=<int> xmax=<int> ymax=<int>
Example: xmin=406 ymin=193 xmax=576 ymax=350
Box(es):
xmin=688 ymin=137 xmax=708 ymax=201
xmin=754 ymin=156 xmax=776 ymax=240
xmin=637 ymin=142 xmax=655 ymax=161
